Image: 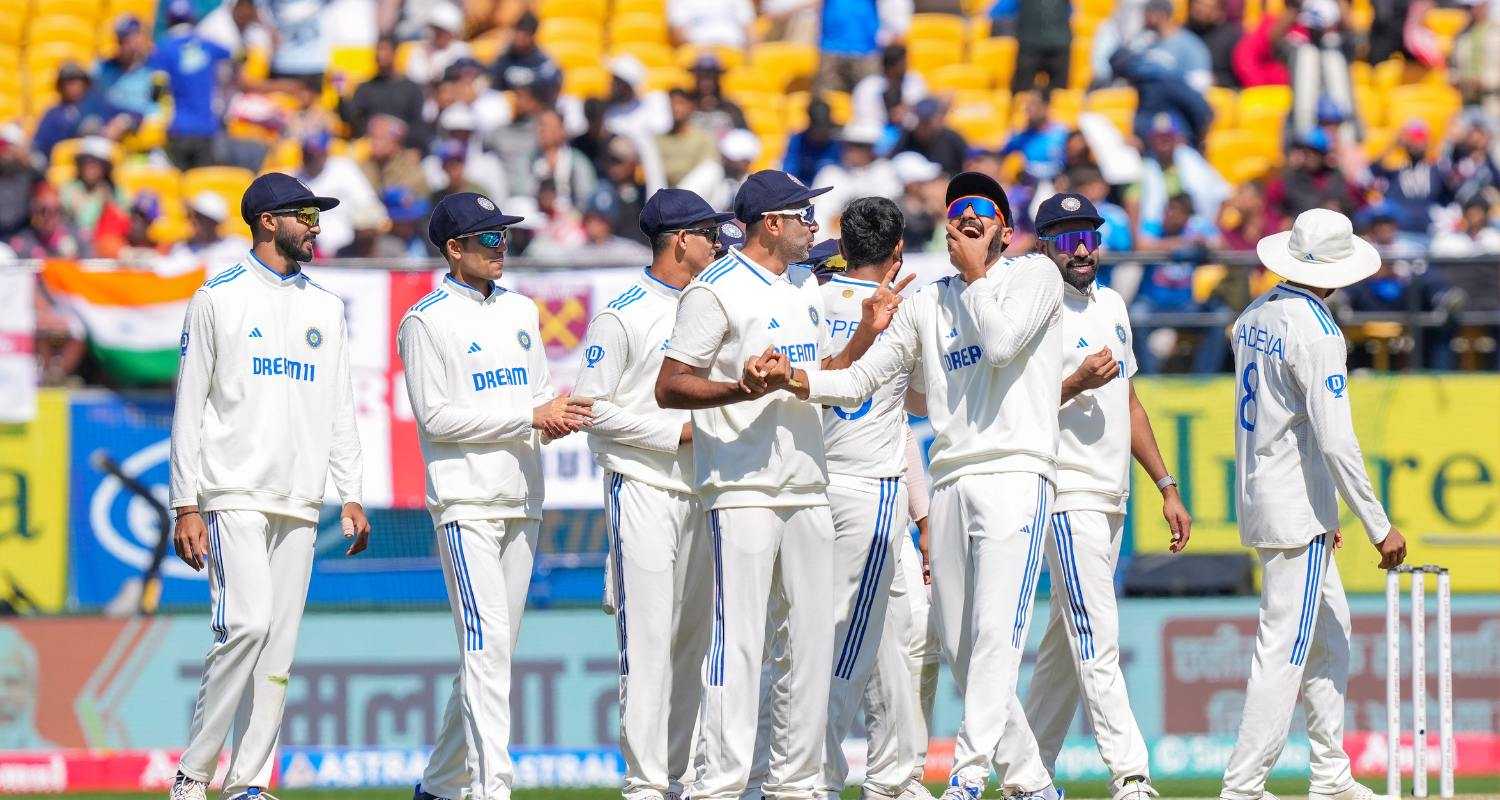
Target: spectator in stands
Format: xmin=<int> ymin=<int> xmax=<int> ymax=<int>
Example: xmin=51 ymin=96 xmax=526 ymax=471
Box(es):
xmin=893 ymin=151 xmax=944 ymax=251
xmin=989 ymin=0 xmax=1019 ymax=36
xmin=689 ymin=55 xmax=749 ymax=140
xmin=533 ymin=108 xmax=599 ymax=210
xmin=282 ymin=77 xmax=341 ymax=144
xmin=532 ymin=178 xmax=586 ymax=250
xmin=604 ymin=56 xmax=673 ymax=142
xmin=763 ymin=0 xmax=819 ymax=43
xmin=175 ymin=191 xmax=249 ymax=267
xmin=572 ymin=99 xmax=613 ymax=173
xmin=1265 ymin=129 xmax=1363 ymax=223
xmin=491 ymin=74 xmax=546 ymax=196
xmin=1453 ymin=0 xmax=1499 ymax=117
xmin=11 ymin=183 xmax=85 ymax=259
xmin=1001 ymin=92 xmax=1069 ymax=180
xmin=261 ymin=0 xmax=331 ymax=90
xmin=815 ymin=0 xmax=894 ymax=93
xmin=196 ymin=0 xmax=270 ymax=60
xmin=1186 ymin=0 xmax=1241 ymax=88
xmin=21 ymin=186 xmax=88 ymax=385
xmin=375 ymin=186 xmax=433 ymax=257
xmin=1061 ymin=129 xmax=1100 ymax=174
xmin=669 ymin=0 xmax=755 ymax=48
xmin=851 ymin=44 xmax=927 ymax=132
xmin=295 ymin=128 xmax=386 ymax=256
xmin=1135 ymin=0 xmax=1213 ymax=93
xmin=491 ymin=12 xmax=553 ymax=91
xmin=814 ymin=121 xmax=901 ymax=231
xmin=680 ymin=128 xmax=759 ymax=211
xmin=1231 ymin=9 xmax=1292 ymax=87
xmin=1217 ymin=181 xmax=1274 ymax=251
xmin=33 ymin=65 xmax=133 ymax=163
xmin=341 ymin=36 xmax=428 ymax=145
xmin=580 ymin=190 xmax=654 ymax=261
xmin=1069 ymin=167 xmax=1132 ymax=251
xmin=1372 ymin=120 xmax=1450 ymax=238
xmin=1125 ymin=114 xmax=1229 ymax=240
xmin=1111 ymin=46 xmax=1215 ymax=148
xmin=1012 ymin=0 xmax=1073 ymax=93
xmin=152 ymin=1 xmax=232 ymax=170
xmin=1442 ymin=116 xmax=1500 ymax=208
xmin=405 ymin=4 xmax=472 ymax=85
xmin=0 ymin=126 xmax=39 ymax=239
xmin=1316 ymin=98 xmax=1372 ymax=183
xmin=657 ymin=89 xmax=719 ymax=188
xmin=1431 ymin=198 xmax=1500 ymax=256
xmin=1286 ymin=0 xmax=1355 ymax=137
xmin=600 ymin=136 xmax=652 ymax=244
xmin=783 ymin=98 xmax=842 ymax=185
xmin=59 ymin=139 xmax=129 ymax=257
xmin=894 ymin=98 xmax=968 ymax=176
xmin=1342 ymin=247 xmax=1463 ymax=369
xmin=117 ymin=193 xmax=169 ymax=262
xmin=431 ymin=103 xmax=507 ymax=200
xmin=1357 ymin=202 xmax=1425 ymax=258
xmin=361 ymin=114 xmax=429 ymax=200
xmin=1131 ymin=193 xmax=1230 ymax=373
xmin=428 ymin=139 xmax=486 ymax=203
xmin=95 ymin=16 xmax=159 ymax=119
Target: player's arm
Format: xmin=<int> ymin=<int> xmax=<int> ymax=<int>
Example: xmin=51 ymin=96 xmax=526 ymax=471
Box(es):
xmin=769 ymin=297 xmax=920 ymax=403
xmin=962 ymin=256 xmax=1064 ymax=368
xmin=576 ymin=314 xmax=686 ymax=450
xmin=1296 ymin=336 xmax=1405 ymax=566
xmin=903 ymin=425 xmax=933 ymax=584
xmin=821 ymin=262 xmax=915 ymax=370
xmin=329 ymin=314 xmax=370 ymax=556
xmin=656 ymin=286 xmax=766 ymax=409
xmin=1061 ymin=348 xmax=1121 ymax=404
xmin=1128 ymin=382 xmax=1191 ymax=553
xmin=169 ymin=290 xmax=216 ymax=570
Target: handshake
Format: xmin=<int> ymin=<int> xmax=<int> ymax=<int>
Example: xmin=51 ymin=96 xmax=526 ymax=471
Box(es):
xmin=740 ymin=346 xmax=805 ymax=398
xmin=533 ymin=393 xmax=595 ymax=440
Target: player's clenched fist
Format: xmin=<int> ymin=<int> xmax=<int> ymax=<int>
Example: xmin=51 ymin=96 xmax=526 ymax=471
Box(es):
xmin=173 ymin=509 xmax=210 ymax=571
xmin=741 ymin=346 xmax=786 ymax=396
xmin=534 ymin=392 xmax=594 ymax=439
xmin=1070 ymin=347 xmax=1119 ymax=392
xmin=1377 ymin=526 xmax=1407 ymax=570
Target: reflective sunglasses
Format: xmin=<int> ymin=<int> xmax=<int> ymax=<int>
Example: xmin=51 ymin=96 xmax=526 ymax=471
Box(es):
xmin=1039 ymin=229 xmax=1103 ymax=254
xmin=946 ymin=195 xmax=1001 ymax=220
xmin=271 ymin=206 xmax=320 ymax=227
xmin=765 ymin=205 xmax=816 ymax=225
xmin=680 ymin=226 xmax=720 ymax=243
xmin=461 ymin=229 xmax=508 ymax=249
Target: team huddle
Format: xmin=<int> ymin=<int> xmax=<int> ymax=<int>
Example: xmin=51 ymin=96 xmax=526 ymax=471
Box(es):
xmin=165 ymin=167 xmax=1409 ymax=800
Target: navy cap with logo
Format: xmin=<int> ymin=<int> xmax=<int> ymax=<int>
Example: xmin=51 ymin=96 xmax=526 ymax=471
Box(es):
xmin=240 ymin=172 xmax=340 ymax=225
xmin=716 ymin=221 xmax=746 ymax=252
xmin=804 ymin=238 xmax=846 ymax=278
xmin=733 ymin=169 xmax=833 ymax=223
xmin=1034 ymin=192 xmax=1104 ymax=234
xmin=639 ymin=188 xmax=734 ymax=238
xmin=427 ymin=192 xmax=526 ymax=249
xmin=945 ymin=171 xmax=1013 ymax=227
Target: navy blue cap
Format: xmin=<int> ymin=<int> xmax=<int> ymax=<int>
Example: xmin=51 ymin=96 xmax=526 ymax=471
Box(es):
xmin=427 ymin=192 xmax=525 ymax=249
xmin=1034 ymin=192 xmax=1104 ymax=233
xmin=639 ymin=188 xmax=733 ymax=238
xmin=946 ymin=171 xmax=1013 ymax=226
xmin=716 ymin=220 xmax=745 ymax=251
xmin=805 ymin=238 xmax=846 ymax=277
xmin=733 ymin=170 xmax=832 ymax=223
xmin=240 ymin=172 xmax=340 ymax=224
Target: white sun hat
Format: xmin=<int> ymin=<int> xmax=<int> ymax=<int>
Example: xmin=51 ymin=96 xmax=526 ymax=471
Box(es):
xmin=1255 ymin=208 xmax=1382 ymax=290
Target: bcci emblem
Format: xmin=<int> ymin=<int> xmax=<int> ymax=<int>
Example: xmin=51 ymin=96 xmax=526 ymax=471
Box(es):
xmin=1115 ymin=323 xmax=1127 ymax=343
xmin=585 ymin=344 xmax=605 ymax=367
xmin=808 ymin=306 xmax=819 ymax=326
xmin=1061 ymin=196 xmax=1082 ymax=212
xmin=517 ymin=330 xmax=533 ymax=351
xmin=305 ymin=326 xmax=323 ymax=349
xmin=1325 ymin=374 xmax=1347 ymax=398
xmin=477 ymin=196 xmax=497 ymax=211
xmin=720 ymin=222 xmax=740 ymax=239
xmin=179 ymin=330 xmax=189 ymax=356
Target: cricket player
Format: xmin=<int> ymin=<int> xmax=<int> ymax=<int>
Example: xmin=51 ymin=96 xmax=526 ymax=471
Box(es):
xmin=991 ymin=192 xmax=1192 ymax=800
xmin=573 ymin=189 xmax=733 ymax=800
xmin=168 ymin=173 xmax=370 ymax=800
xmin=1221 ymin=208 xmax=1406 ymax=800
xmin=759 ymin=171 xmax=1066 ymax=800
xmin=654 ymin=170 xmax=905 ymax=800
xmin=401 ymin=193 xmax=594 ymax=800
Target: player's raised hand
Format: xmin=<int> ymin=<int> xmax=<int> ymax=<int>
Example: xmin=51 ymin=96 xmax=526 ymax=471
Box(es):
xmin=342 ymin=502 xmax=371 ymax=556
xmin=1377 ymin=526 xmax=1407 ymax=570
xmin=1072 ymin=348 xmax=1120 ymax=391
xmin=534 ymin=392 xmax=594 ymax=439
xmin=1163 ymin=489 xmax=1191 ymax=553
xmin=860 ymin=262 xmax=916 ymax=333
xmin=172 ymin=509 xmax=209 ymax=571
xmin=945 ymin=219 xmax=999 ymax=282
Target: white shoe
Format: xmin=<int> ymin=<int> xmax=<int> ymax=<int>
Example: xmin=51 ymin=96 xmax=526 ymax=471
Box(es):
xmin=1012 ymin=786 xmax=1064 ymax=800
xmin=895 ymin=779 xmax=937 ymax=800
xmin=1112 ymin=778 xmax=1159 ymax=800
xmin=168 ymin=774 xmax=206 ymax=800
xmin=1309 ymin=783 xmax=1390 ymax=800
xmin=941 ymin=777 xmax=985 ymax=800
xmin=226 ymin=789 xmax=281 ymax=800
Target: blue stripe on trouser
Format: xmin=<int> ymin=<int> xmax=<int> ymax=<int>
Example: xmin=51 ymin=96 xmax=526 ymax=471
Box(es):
xmin=834 ymin=477 xmax=898 ymax=679
xmin=608 ymin=473 xmax=629 ymax=675
xmin=708 ymin=510 xmax=726 ymax=686
xmin=1289 ymin=533 xmax=1326 ymax=666
xmin=446 ymin=522 xmax=484 ymax=651
xmin=1054 ymin=512 xmax=1096 ymax=660
xmin=1012 ymin=476 xmax=1048 ymax=648
xmin=209 ymin=511 xmax=226 ymax=643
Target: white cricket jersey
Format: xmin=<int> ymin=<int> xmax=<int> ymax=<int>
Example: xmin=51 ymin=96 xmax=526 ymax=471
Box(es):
xmin=169 ymin=254 xmax=363 ymax=522
xmin=665 ymin=247 xmax=831 ymax=510
xmin=820 ymin=274 xmax=910 ymax=481
xmin=397 ymin=275 xmax=557 ymax=525
xmin=573 ymin=268 xmax=695 ymax=494
xmin=806 ymin=253 xmax=1065 ymax=488
xmin=1055 ymin=282 xmax=1137 ymax=514
xmin=1232 ymin=283 xmax=1391 ymax=547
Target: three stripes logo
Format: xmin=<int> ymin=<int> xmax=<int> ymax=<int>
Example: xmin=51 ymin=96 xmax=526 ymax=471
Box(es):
xmin=768 ymin=318 xmax=782 ymax=329
xmin=467 ymin=342 xmax=482 ymax=354
xmin=1077 ymin=337 xmax=1088 ymax=348
xmin=249 ymin=327 xmax=263 ymax=338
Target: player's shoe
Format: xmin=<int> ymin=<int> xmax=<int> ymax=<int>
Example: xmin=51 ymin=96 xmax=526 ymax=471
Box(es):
xmin=1012 ymin=785 xmax=1064 ymax=800
xmin=1308 ymin=783 xmax=1390 ymax=800
xmin=1111 ymin=777 xmax=1159 ymax=800
xmin=225 ymin=789 xmax=281 ymax=800
xmin=941 ymin=775 xmax=986 ymax=800
xmin=167 ymin=773 xmax=206 ymax=800
xmin=893 ymin=778 xmax=936 ymax=800
xmin=414 ymin=784 xmax=454 ymax=800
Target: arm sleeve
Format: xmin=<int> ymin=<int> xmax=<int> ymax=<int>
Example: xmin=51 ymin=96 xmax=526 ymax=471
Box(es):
xmin=397 ymin=316 xmax=535 ymax=443
xmin=169 ymin=290 xmax=216 ymax=508
xmin=664 ymin=286 xmax=730 ymax=368
xmin=1296 ymin=336 xmax=1392 ymax=544
xmin=903 ymin=425 xmax=930 ymax=522
xmin=805 ymin=299 xmax=919 ymax=405
xmin=574 ymin=313 xmax=682 ymax=453
xmin=327 ymin=314 xmax=364 ymax=505
xmin=961 ymin=257 xmax=1064 ymax=367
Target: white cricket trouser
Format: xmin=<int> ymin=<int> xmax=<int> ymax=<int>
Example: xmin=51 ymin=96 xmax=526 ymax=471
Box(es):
xmin=995 ymin=510 xmax=1150 ymax=794
xmin=695 ymin=503 xmax=836 ymax=800
xmin=178 ymin=510 xmax=314 ymax=797
xmin=862 ymin=533 xmax=941 ymax=797
xmin=602 ymin=472 xmax=713 ymax=800
xmin=420 ymin=517 xmax=538 ymax=800
xmin=929 ymin=472 xmax=1053 ymax=792
xmin=1222 ymin=533 xmax=1353 ymax=800
xmin=821 ymin=478 xmax=915 ymax=799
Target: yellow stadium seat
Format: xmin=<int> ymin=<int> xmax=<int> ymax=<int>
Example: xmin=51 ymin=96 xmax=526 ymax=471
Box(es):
xmin=1085 ymin=85 xmax=1136 ymax=115
xmin=1237 ymin=106 xmax=1286 ymax=143
xmin=824 ymin=91 xmax=853 ymax=125
xmin=0 ymin=93 xmax=21 ymax=124
xmin=784 ymin=90 xmax=854 ymax=128
xmin=561 ymin=64 xmax=609 ymax=98
xmin=1238 ymin=84 xmax=1292 ymax=116
xmin=610 ymin=12 xmax=669 ymax=46
xmin=181 ymin=167 xmax=254 ymax=227
xmin=1373 ymin=57 xmax=1404 ymax=90
xmin=1078 ymin=0 xmax=1114 ymax=18
xmin=261 ymin=139 xmax=303 ymax=172
xmin=1068 ymin=40 xmax=1093 ymax=89
xmin=674 ymin=44 xmax=744 ymax=71
xmin=1351 ymin=84 xmax=1385 ymax=130
xmin=734 ymin=91 xmax=784 ymax=119
xmin=1348 ymin=60 xmax=1371 ymax=87
xmin=328 ymin=45 xmax=377 ymax=84
xmin=1363 ymin=126 xmax=1394 ymax=162
xmin=1424 ymin=6 xmax=1469 ymax=38
xmin=0 ymin=46 xmax=19 ymax=73
xmin=1204 ymin=86 xmax=1237 ymax=130
xmin=1219 ymin=154 xmax=1271 ymax=185
xmin=907 ymin=39 xmax=962 ymax=76
xmin=51 ymin=137 xmax=122 ymax=168
xmin=0 ymin=13 xmax=23 ymax=47
xmin=468 ymin=35 xmax=504 ymax=65
xmin=537 ymin=18 xmax=605 ymax=52
xmin=611 ymin=41 xmax=673 ymax=70
xmin=33 ymin=0 xmax=103 ymax=22
xmin=549 ymin=40 xmax=604 ymax=71
xmin=148 ymin=215 xmax=192 ymax=246
xmin=1348 ymin=2 xmax=1374 ymax=32
xmin=117 ymin=163 xmax=183 ymax=207
xmin=908 ymin=13 xmax=967 ymax=47
xmin=970 ymin=37 xmax=1018 ymax=89
xmin=749 ymin=40 xmax=818 ymax=88
xmin=644 ymin=66 xmax=690 ymax=93
xmin=720 ymin=67 xmax=773 ymax=97
xmin=928 ymin=63 xmax=991 ymax=93
xmin=1071 ymin=13 xmax=1100 ymax=40
xmin=1046 ymin=88 xmax=1084 ymax=125
xmin=949 ymin=102 xmax=1006 ymax=149
xmin=107 ymin=0 xmax=157 ymax=21
xmin=614 ymin=0 xmax=667 ymax=15
xmin=538 ymin=0 xmax=607 ymax=22
xmin=744 ymin=106 xmax=785 ymax=138
xmin=1387 ymin=84 xmax=1460 ymax=143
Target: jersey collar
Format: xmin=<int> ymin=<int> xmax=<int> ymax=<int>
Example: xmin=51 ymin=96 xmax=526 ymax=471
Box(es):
xmin=729 ymin=247 xmax=783 ymax=286
xmin=1063 ymin=279 xmax=1096 ymax=299
xmin=640 ymin=266 xmax=683 ymax=298
xmin=246 ymin=251 xmax=302 ymax=287
xmin=1275 ymin=282 xmax=1330 ymax=312
xmin=829 ymin=274 xmax=878 ymax=289
xmin=443 ymin=273 xmax=500 ymax=303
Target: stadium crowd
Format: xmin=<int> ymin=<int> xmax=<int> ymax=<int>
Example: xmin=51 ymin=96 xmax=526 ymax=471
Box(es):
xmin=5 ymin=0 xmax=1498 ymax=384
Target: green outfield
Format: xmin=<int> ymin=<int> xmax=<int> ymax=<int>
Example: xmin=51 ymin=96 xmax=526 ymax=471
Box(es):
xmin=16 ymin=777 xmax=1500 ymax=800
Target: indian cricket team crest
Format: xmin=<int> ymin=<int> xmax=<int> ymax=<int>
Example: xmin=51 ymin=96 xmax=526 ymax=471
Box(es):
xmin=720 ymin=222 xmax=739 ymax=238
xmin=808 ymin=306 xmax=819 ymax=326
xmin=477 ymin=196 xmax=497 ymax=211
xmin=1115 ymin=323 xmax=1127 ymax=343
xmin=1062 ymin=196 xmax=1083 ymax=212
xmin=517 ymin=329 xmax=533 ymax=351
xmin=305 ymin=326 xmax=323 ymax=349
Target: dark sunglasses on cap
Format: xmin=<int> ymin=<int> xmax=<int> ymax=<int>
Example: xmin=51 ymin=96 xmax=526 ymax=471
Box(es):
xmin=460 ymin=229 xmax=508 ymax=249
xmin=946 ymin=195 xmax=1001 ymax=221
xmin=679 ymin=226 xmax=720 ymax=243
xmin=1039 ymin=229 xmax=1103 ymax=254
xmin=270 ymin=206 xmax=321 ymax=226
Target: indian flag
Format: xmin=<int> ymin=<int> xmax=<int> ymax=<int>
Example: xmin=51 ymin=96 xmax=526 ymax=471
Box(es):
xmin=41 ymin=259 xmax=206 ymax=385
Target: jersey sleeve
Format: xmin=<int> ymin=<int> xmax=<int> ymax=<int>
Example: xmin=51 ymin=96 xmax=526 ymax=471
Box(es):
xmin=327 ymin=313 xmax=364 ymax=505
xmin=903 ymin=425 xmax=931 ymax=522
xmin=575 ymin=312 xmax=682 ymax=453
xmin=169 ymin=289 xmax=216 ymax=508
xmin=397 ymin=315 xmax=535 ymax=443
xmin=962 ymin=256 xmax=1064 ymax=367
xmin=664 ymin=286 xmax=729 ymax=368
xmin=1293 ymin=335 xmax=1392 ymax=544
xmin=805 ymin=295 xmax=920 ymax=406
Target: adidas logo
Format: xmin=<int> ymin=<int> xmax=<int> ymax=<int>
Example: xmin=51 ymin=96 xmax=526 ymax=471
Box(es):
xmin=1077 ymin=337 xmax=1089 ymax=348
xmin=467 ymin=342 xmax=482 ymax=354
xmin=249 ymin=327 xmax=263 ymax=338
xmin=945 ymin=326 xmax=959 ymax=340
xmin=768 ymin=319 xmax=781 ymax=329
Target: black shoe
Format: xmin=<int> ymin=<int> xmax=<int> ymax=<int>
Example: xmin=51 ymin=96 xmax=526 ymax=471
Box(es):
xmin=413 ymin=785 xmax=451 ymax=800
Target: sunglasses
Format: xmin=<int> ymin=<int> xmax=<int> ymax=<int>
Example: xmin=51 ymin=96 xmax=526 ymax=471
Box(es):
xmin=947 ymin=195 xmax=1004 ymax=221
xmin=1039 ymin=229 xmax=1103 ymax=255
xmin=765 ymin=205 xmax=816 ymax=225
xmin=461 ymin=229 xmax=508 ymax=249
xmin=271 ymin=206 xmax=320 ymax=227
xmin=680 ymin=226 xmax=720 ymax=243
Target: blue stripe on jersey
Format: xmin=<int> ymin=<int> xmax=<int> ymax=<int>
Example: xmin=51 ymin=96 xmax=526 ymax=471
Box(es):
xmin=1278 ymin=284 xmax=1338 ymax=335
xmin=608 ymin=473 xmax=629 ymax=675
xmin=830 ymin=275 xmax=878 ymax=288
xmin=607 ymin=286 xmax=646 ymax=311
xmin=1290 ymin=533 xmax=1327 ymax=666
xmin=249 ymin=251 xmax=299 ymax=282
xmin=641 ymin=267 xmax=682 ymax=293
xmin=205 ymin=266 xmax=245 ymax=288
xmin=835 ymin=477 xmax=898 ymax=679
xmin=1012 ymin=476 xmax=1049 ymax=648
xmin=415 ymin=290 xmax=449 ymax=313
xmin=701 ymin=256 xmax=737 ymax=284
xmin=1054 ymin=512 xmax=1096 ymax=660
xmin=731 ymin=250 xmax=773 ymax=286
xmin=708 ymin=510 xmax=726 ymax=686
